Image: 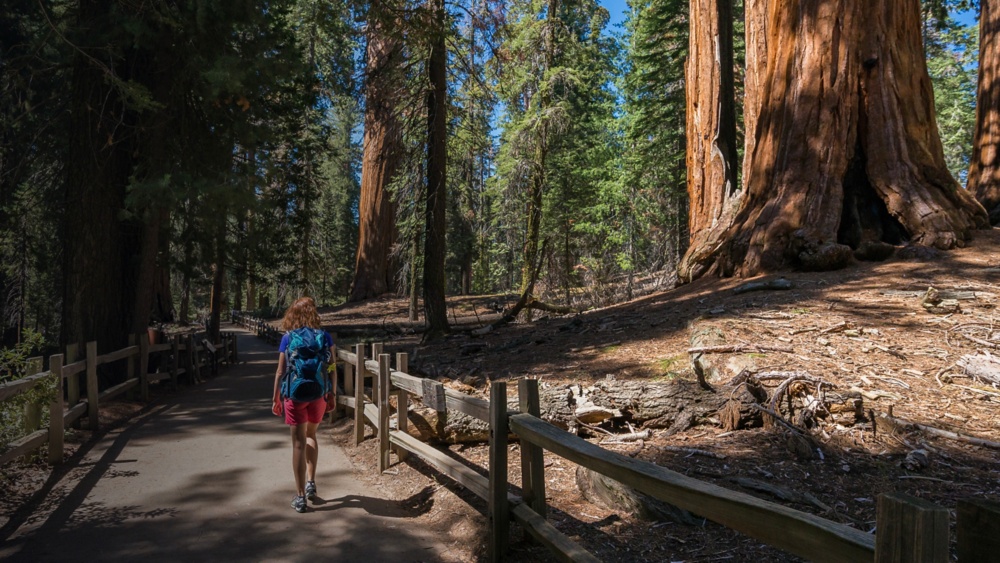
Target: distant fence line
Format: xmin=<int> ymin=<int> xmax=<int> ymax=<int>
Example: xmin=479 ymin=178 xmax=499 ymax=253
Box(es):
xmin=237 ymin=313 xmax=1000 ymax=562
xmin=0 ymin=330 xmax=238 ymax=467
xmin=231 ymin=311 xmax=280 ymax=344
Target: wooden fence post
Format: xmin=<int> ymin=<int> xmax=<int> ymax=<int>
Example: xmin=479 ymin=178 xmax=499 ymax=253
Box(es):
xmin=875 ymin=492 xmax=948 ymax=563
xmin=393 ymin=352 xmax=410 ymax=462
xmin=86 ymin=341 xmax=99 ymax=430
xmin=327 ymin=343 xmax=340 ymax=423
xmin=139 ymin=332 xmax=150 ymax=401
xmin=186 ymin=335 xmax=200 ymax=383
xmin=378 ymin=353 xmax=391 ymax=472
xmin=47 ymin=354 xmax=64 ymax=464
xmin=22 ymin=357 xmax=44 ymax=462
xmin=344 ymin=350 xmax=355 ymax=415
xmin=958 ymin=498 xmax=1000 ymax=562
xmin=231 ymin=331 xmax=239 ymax=363
xmin=194 ymin=335 xmax=205 ymax=381
xmin=126 ymin=334 xmax=137 ymax=400
xmin=354 ymin=343 xmax=366 ymax=446
xmin=489 ymin=381 xmax=509 ymax=562
xmin=170 ymin=336 xmax=180 ymax=390
xmin=65 ymin=344 xmax=80 ymax=407
xmin=518 ymin=378 xmax=547 ymax=518
xmin=365 ymin=342 xmax=382 ymax=418
xmin=396 ymin=351 xmax=408 ymax=375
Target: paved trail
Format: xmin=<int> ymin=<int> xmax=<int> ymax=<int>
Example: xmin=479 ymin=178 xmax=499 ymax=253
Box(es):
xmin=1 ymin=327 xmax=453 ymax=562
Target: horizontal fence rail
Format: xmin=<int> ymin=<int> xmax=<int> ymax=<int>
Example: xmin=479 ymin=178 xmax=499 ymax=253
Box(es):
xmin=231 ymin=312 xmax=280 ymax=344
xmin=1 ymin=329 xmax=239 ymax=468
xmin=333 ymin=341 xmax=996 ymax=563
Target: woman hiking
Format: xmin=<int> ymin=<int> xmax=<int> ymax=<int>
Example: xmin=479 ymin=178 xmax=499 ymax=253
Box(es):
xmin=272 ymin=297 xmax=336 ymax=513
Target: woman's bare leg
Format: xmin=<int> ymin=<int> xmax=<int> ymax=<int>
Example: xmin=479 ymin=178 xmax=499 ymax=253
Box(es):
xmin=304 ymin=421 xmax=320 ymax=483
xmin=291 ymin=424 xmax=307 ymax=496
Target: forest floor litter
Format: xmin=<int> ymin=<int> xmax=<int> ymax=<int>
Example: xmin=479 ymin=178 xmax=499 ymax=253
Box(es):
xmin=2 ymin=230 xmax=999 ymax=562
xmin=323 ymin=228 xmax=1000 ymax=562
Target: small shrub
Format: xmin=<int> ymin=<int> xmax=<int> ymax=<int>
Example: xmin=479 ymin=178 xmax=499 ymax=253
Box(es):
xmin=1 ymin=330 xmax=57 ymax=457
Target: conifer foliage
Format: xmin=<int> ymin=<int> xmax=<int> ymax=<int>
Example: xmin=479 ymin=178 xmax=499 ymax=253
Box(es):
xmin=0 ymin=0 xmax=991 ymax=354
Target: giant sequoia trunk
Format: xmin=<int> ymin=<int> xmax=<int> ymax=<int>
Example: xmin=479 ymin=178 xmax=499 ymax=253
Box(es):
xmin=681 ymin=0 xmax=988 ymax=281
xmin=970 ymin=0 xmax=1000 ymax=225
xmin=63 ymin=0 xmax=138 ymax=358
xmin=742 ymin=0 xmax=767 ymax=189
xmin=350 ymin=8 xmax=403 ymax=302
xmin=685 ymin=0 xmax=738 ymax=249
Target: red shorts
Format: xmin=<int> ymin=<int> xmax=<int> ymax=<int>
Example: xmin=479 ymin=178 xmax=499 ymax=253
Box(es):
xmin=283 ymin=397 xmax=325 ymax=425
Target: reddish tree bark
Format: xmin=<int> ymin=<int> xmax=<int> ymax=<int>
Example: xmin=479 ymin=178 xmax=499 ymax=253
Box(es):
xmin=681 ymin=0 xmax=988 ymax=281
xmin=684 ymin=0 xmax=738 ymax=248
xmin=350 ymin=9 xmax=402 ymax=302
xmin=742 ymin=0 xmax=767 ymax=189
xmin=970 ymin=0 xmax=1000 ymax=224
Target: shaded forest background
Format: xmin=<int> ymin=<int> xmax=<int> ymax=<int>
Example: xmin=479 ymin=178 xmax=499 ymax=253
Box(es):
xmin=0 ymin=0 xmax=993 ymax=360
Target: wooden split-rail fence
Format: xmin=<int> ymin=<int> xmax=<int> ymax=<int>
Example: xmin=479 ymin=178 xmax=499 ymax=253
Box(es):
xmin=5 ymin=315 xmax=997 ymax=562
xmin=0 ymin=330 xmax=238 ymax=467
xmin=231 ymin=311 xmax=281 ymax=344
xmin=237 ymin=318 xmax=998 ymax=562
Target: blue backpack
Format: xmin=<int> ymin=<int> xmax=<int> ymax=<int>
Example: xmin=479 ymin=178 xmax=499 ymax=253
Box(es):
xmin=281 ymin=327 xmax=331 ymax=402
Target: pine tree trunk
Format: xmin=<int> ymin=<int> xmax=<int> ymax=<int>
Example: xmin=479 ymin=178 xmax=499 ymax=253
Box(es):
xmin=350 ymin=7 xmax=402 ymax=302
xmin=154 ymin=255 xmax=173 ymax=322
xmin=458 ymin=160 xmax=475 ymax=296
xmin=409 ymin=223 xmax=420 ymax=322
xmin=233 ymin=270 xmax=244 ymax=314
xmin=246 ymin=276 xmax=257 ymax=312
xmin=209 ymin=220 xmax=225 ymax=344
xmin=681 ymin=0 xmax=738 ymax=281
xmin=681 ymin=0 xmax=988 ymax=280
xmin=519 ymin=0 xmax=558 ymax=317
xmin=180 ymin=235 xmax=193 ymax=324
xmin=299 ymin=198 xmax=312 ymax=295
xmin=423 ymin=0 xmax=449 ymax=337
xmin=970 ymin=0 xmax=1000 ymax=224
xmin=246 ymin=211 xmax=257 ymax=311
xmin=522 ymin=148 xmax=545 ymax=298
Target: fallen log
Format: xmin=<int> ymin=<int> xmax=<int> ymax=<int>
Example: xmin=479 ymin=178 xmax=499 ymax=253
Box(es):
xmin=957 ymin=352 xmax=1000 ymax=386
xmin=687 ymin=344 xmax=794 ymax=355
xmin=718 ymin=373 xmax=770 ymax=432
xmin=652 ymin=445 xmax=726 ymax=459
xmin=880 ymin=289 xmax=990 ymax=300
xmin=526 ymin=300 xmax=578 ymax=315
xmin=875 ymin=412 xmax=1000 ymax=450
xmin=733 ymin=277 xmax=793 ymax=295
xmin=404 ymin=377 xmax=748 ymax=443
xmin=921 ymin=287 xmax=962 ymax=314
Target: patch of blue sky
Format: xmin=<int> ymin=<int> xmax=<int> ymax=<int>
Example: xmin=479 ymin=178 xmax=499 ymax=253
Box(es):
xmin=954 ymin=9 xmax=977 ymax=27
xmin=601 ymin=0 xmax=629 ymax=31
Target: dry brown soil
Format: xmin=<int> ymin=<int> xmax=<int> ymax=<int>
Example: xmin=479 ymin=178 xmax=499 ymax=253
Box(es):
xmin=324 ymin=228 xmax=1000 ymax=562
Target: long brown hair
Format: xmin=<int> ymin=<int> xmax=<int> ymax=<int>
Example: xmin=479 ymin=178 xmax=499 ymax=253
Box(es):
xmin=281 ymin=297 xmax=322 ymax=331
